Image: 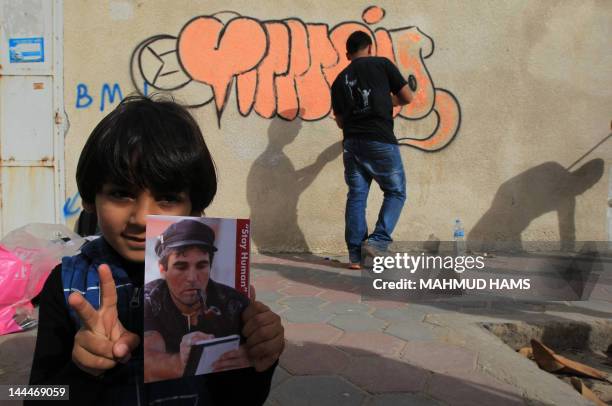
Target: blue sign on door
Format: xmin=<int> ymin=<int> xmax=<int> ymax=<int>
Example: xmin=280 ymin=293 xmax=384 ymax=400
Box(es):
xmin=9 ymin=37 xmax=45 ymax=63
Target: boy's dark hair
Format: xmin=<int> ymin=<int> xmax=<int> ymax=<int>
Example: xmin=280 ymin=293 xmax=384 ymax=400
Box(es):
xmin=158 ymin=244 xmax=214 ymax=270
xmin=346 ymin=31 xmax=372 ymax=55
xmin=76 ymin=95 xmax=217 ymax=213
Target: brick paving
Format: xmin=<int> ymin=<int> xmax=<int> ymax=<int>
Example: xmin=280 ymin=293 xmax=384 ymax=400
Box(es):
xmin=254 ymin=253 xmax=611 ymax=406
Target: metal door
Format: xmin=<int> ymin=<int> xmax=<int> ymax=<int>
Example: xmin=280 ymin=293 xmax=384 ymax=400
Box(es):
xmin=0 ymin=0 xmax=64 ymax=236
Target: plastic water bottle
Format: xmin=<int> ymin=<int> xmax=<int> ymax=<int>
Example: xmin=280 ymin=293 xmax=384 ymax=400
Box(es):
xmin=453 ymin=219 xmax=466 ymax=255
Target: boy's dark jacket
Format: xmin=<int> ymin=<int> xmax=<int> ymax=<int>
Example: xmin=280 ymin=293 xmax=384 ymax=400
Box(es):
xmin=28 ymin=237 xmax=275 ymax=405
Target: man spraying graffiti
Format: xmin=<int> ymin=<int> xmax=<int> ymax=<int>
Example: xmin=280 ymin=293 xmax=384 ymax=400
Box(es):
xmin=331 ymin=30 xmax=413 ymax=269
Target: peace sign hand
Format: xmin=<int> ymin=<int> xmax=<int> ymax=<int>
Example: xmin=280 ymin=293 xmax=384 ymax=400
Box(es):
xmin=68 ymin=264 xmax=140 ymax=376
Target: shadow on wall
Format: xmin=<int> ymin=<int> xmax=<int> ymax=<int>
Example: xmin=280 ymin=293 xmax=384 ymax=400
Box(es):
xmin=468 ymin=159 xmax=604 ymax=251
xmin=247 ymin=110 xmax=342 ymax=253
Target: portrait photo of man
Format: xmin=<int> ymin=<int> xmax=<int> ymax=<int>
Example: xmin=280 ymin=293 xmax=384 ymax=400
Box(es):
xmin=143 ymin=217 xmax=251 ymax=382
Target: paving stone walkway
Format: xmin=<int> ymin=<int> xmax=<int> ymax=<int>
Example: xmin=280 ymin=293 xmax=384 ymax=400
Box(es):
xmin=254 ymin=254 xmax=611 ymax=406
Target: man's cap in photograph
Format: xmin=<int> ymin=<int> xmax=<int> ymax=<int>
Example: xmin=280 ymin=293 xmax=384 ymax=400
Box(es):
xmin=155 ymin=218 xmax=218 ymax=257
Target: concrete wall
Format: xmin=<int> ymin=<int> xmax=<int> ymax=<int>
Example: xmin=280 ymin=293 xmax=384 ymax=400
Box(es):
xmin=63 ymin=0 xmax=611 ymax=253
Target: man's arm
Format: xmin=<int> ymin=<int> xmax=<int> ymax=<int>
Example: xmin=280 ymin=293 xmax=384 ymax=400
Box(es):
xmin=391 ymin=84 xmax=412 ymax=106
xmin=143 ymin=330 xmax=184 ymax=381
xmin=385 ymin=57 xmax=411 ymax=107
xmin=330 ymin=79 xmax=345 ymax=130
xmin=334 ymin=114 xmax=344 ymax=129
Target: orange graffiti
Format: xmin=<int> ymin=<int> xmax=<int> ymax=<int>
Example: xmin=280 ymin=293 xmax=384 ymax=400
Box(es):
xmin=373 ymin=29 xmax=395 ymax=64
xmin=256 ymin=22 xmax=290 ymax=118
xmin=236 ymin=69 xmax=257 ymax=116
xmin=275 ymin=19 xmax=310 ymax=120
xmin=390 ymin=27 xmax=435 ymax=120
xmin=362 ymin=6 xmax=385 ymax=25
xmin=134 ymin=7 xmax=461 ymax=151
xmin=237 ymin=22 xmax=290 ymax=118
xmin=398 ymin=89 xmax=461 ymax=151
xmin=178 ymin=16 xmax=267 ymax=116
xmin=294 ymin=24 xmax=338 ymax=121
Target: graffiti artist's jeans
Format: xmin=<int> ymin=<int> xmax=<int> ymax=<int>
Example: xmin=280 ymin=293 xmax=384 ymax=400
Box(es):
xmin=343 ymin=138 xmax=407 ymax=263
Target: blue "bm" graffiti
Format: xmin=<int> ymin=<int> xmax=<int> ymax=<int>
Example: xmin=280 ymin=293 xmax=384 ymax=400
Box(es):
xmin=76 ymin=82 xmax=149 ymax=112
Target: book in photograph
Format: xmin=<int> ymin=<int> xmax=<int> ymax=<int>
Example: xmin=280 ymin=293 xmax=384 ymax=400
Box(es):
xmin=183 ymin=334 xmax=241 ymax=376
xmin=143 ymin=215 xmax=251 ymax=383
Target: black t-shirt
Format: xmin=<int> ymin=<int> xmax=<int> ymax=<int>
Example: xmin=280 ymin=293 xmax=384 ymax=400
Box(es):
xmin=331 ymin=56 xmax=407 ymax=144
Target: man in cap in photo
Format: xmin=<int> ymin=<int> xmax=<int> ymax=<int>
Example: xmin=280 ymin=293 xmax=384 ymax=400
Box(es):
xmin=143 ymin=218 xmax=250 ymax=381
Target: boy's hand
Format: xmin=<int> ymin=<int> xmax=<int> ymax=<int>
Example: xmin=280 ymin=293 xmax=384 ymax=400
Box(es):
xmin=68 ymin=264 xmax=140 ymax=376
xmin=241 ymin=300 xmax=285 ymax=372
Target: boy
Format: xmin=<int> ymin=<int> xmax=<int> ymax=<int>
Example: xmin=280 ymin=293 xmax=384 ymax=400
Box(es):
xmin=28 ymin=96 xmax=284 ymax=405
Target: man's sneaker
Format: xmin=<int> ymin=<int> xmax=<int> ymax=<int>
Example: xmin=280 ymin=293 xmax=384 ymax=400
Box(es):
xmin=362 ymin=243 xmax=380 ymax=259
xmin=361 ymin=242 xmax=385 ymax=268
xmin=348 ymin=263 xmax=361 ymax=270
